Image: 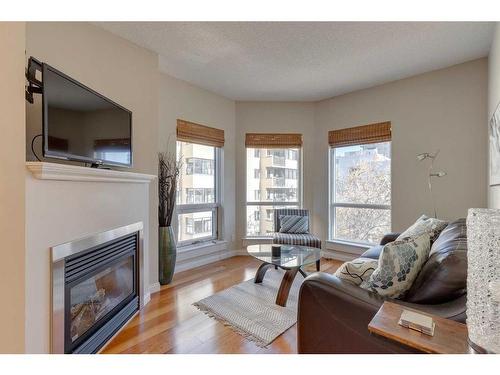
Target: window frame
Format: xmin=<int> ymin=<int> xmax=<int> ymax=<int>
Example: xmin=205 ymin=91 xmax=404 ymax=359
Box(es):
xmin=245 ymin=147 xmax=303 ymax=237
xmin=328 ymin=141 xmax=392 ymax=246
xmin=176 ymin=143 xmax=221 ymax=247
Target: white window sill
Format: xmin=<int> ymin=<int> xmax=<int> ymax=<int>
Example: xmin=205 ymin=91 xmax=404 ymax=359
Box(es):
xmin=325 ymin=239 xmax=372 ymax=255
xmin=178 ymin=240 xmax=227 ymax=254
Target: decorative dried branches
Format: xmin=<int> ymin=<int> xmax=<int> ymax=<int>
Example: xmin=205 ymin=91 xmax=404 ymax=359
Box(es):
xmin=158 ymin=150 xmax=181 ymax=227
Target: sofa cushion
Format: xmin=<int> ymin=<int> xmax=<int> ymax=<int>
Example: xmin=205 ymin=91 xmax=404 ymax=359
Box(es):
xmin=397 ymin=214 xmax=448 ymax=243
xmin=279 ymin=214 xmax=309 ymax=234
xmin=272 ymin=232 xmax=321 ymax=249
xmin=404 ymin=218 xmax=467 ymax=304
xmin=362 ymin=233 xmax=431 ymax=298
xmin=334 ymin=257 xmax=378 ymax=286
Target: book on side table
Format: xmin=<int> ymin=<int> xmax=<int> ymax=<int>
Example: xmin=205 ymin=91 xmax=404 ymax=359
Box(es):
xmin=368 ymin=302 xmax=472 ymax=354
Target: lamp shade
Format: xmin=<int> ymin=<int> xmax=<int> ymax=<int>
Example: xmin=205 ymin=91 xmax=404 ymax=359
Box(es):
xmin=466 ymin=208 xmax=500 ymax=353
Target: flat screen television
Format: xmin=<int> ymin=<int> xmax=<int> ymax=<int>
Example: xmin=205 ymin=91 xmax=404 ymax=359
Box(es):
xmin=42 ymin=63 xmax=132 ymax=167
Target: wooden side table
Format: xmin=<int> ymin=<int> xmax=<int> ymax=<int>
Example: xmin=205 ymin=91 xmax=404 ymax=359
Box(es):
xmin=368 ymin=301 xmax=472 ymax=354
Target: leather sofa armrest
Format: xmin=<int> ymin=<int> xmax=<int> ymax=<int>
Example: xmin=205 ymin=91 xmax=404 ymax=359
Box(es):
xmin=297 ymin=272 xmax=416 ymax=353
xmin=380 ymin=232 xmax=401 ymax=245
xmin=297 ymin=272 xmax=467 ymax=353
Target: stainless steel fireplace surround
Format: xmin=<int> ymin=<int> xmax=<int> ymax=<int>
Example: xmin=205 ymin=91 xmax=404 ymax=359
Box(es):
xmin=51 ymin=222 xmax=144 ymax=354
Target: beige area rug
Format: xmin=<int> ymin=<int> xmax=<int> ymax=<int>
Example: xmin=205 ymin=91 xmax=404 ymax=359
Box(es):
xmin=193 ymin=268 xmax=303 ymax=347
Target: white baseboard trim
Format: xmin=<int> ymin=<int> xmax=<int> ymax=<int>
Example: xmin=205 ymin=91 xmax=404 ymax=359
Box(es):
xmin=142 ymin=292 xmax=151 ymax=307
xmin=231 ymin=249 xmax=249 ymax=256
xmin=175 ymin=248 xmax=235 ymax=273
xmin=149 ymin=282 xmax=161 ymax=295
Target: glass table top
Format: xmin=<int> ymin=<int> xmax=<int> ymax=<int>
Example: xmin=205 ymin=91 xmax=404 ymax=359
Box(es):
xmin=246 ymin=244 xmax=321 ymax=268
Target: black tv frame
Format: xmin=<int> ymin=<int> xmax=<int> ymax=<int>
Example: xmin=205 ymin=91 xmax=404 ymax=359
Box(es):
xmin=42 ymin=63 xmax=133 ymax=168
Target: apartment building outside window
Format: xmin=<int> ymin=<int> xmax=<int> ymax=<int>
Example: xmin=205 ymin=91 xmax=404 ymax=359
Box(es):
xmin=176 ymin=141 xmax=220 ymax=245
xmin=246 ymin=147 xmax=302 ymax=236
xmin=185 ymin=157 xmax=214 ymax=175
xmin=245 ymin=133 xmax=303 ymax=236
xmin=329 ymin=122 xmax=392 ymax=245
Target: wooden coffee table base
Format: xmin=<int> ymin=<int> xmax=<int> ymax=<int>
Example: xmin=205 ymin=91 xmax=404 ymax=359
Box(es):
xmin=275 ymin=267 xmax=299 ymax=306
xmin=254 ymin=260 xmax=320 ymax=307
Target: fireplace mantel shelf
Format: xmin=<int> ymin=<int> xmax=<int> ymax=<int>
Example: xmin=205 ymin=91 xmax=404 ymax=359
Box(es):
xmin=26 ymin=161 xmax=156 ymax=183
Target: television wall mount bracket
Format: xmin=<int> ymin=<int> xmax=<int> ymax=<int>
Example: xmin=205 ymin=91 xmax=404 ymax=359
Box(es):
xmin=26 ymin=56 xmax=43 ymax=104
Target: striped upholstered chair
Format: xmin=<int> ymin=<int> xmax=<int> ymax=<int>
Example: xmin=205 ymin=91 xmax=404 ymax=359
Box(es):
xmin=272 ymin=208 xmax=321 ymax=249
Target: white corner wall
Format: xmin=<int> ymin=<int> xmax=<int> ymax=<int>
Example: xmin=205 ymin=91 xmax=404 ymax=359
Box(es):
xmin=488 ymin=23 xmax=500 ymax=209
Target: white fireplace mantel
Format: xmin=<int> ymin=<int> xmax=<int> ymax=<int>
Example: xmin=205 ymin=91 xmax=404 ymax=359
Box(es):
xmin=26 ymin=162 xmax=156 ymax=183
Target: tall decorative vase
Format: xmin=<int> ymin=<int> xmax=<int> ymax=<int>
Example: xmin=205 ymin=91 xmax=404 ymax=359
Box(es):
xmin=466 ymin=208 xmax=500 ymax=353
xmin=159 ymin=226 xmax=177 ymax=285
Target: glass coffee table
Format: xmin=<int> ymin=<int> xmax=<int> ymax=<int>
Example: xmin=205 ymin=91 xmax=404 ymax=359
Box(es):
xmin=247 ymin=244 xmax=321 ymax=307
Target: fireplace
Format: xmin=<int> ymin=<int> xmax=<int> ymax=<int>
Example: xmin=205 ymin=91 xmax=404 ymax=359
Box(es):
xmin=51 ymin=223 xmax=143 ymax=353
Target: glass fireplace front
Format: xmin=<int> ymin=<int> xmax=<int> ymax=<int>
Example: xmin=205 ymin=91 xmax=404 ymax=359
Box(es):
xmin=60 ymin=231 xmax=139 ymax=354
xmin=68 ymin=256 xmax=135 ymax=344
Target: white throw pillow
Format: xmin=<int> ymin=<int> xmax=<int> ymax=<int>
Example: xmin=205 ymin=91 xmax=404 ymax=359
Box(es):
xmin=334 ymin=257 xmax=379 ymax=286
xmin=362 ymin=233 xmax=431 ymax=298
xmin=397 ymin=215 xmax=448 ymax=242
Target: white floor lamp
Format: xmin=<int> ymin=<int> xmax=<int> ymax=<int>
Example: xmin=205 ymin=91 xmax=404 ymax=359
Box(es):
xmin=416 ymin=150 xmax=447 ymax=218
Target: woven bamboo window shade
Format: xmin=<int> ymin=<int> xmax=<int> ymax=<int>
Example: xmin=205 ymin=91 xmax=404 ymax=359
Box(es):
xmin=176 ymin=119 xmax=225 ymax=147
xmin=328 ymin=121 xmax=391 ymax=147
xmin=245 ymin=133 xmax=303 ymax=148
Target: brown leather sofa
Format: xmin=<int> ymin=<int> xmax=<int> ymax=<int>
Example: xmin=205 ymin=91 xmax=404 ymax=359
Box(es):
xmin=297 ymin=218 xmax=468 ymax=353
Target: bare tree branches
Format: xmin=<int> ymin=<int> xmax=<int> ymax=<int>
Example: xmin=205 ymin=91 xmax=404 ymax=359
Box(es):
xmin=335 ymin=160 xmax=391 ymax=243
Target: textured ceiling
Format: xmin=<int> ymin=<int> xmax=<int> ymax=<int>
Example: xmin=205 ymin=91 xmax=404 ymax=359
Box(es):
xmin=95 ymin=22 xmax=494 ymax=101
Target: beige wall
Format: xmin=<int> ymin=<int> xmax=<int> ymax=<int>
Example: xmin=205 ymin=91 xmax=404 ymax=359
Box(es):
xmin=0 ymin=22 xmax=26 ymax=353
xmin=314 ymin=59 xmax=488 ymax=242
xmin=235 ymin=102 xmax=315 ymax=242
xmin=488 ymin=23 xmax=500 ymax=208
xmin=24 ymin=22 xmax=159 ymax=352
xmin=159 ymin=73 xmax=237 ymax=254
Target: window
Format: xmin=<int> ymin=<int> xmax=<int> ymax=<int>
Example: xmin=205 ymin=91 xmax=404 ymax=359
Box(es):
xmin=184 ymin=216 xmax=212 ymax=235
xmin=329 ymin=141 xmax=391 ymax=245
xmin=254 ymin=190 xmax=261 ymax=200
xmin=185 ymin=188 xmax=214 ymax=204
xmin=176 ymin=141 xmax=220 ymax=245
xmin=246 ymin=147 xmax=301 ymax=236
xmin=266 ymin=209 xmax=273 ymax=221
xmin=185 ymin=157 xmax=214 ymax=175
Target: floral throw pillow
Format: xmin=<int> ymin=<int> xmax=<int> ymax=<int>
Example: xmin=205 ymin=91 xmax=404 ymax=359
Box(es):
xmin=361 ymin=233 xmax=431 ymax=298
xmin=334 ymin=257 xmax=379 ymax=286
xmin=397 ymin=215 xmax=448 ymax=243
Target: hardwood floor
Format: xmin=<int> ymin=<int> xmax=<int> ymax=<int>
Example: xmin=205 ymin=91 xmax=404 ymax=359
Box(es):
xmin=102 ymin=256 xmax=341 ymax=354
